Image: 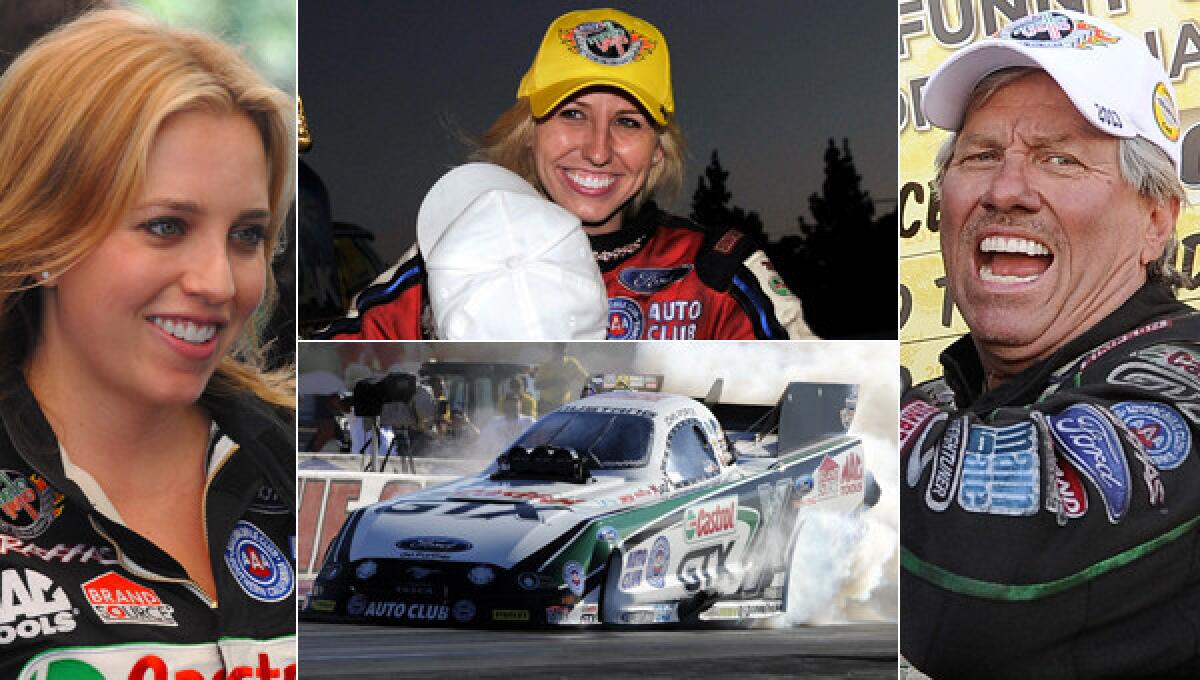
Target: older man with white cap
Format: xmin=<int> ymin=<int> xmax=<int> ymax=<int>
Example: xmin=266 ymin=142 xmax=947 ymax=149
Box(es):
xmin=900 ymin=10 xmax=1199 ymax=679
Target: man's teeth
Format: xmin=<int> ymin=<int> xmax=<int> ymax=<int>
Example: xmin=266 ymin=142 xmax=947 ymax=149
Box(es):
xmin=979 ymin=235 xmax=1050 ymax=256
xmin=152 ymin=317 xmax=216 ymax=343
xmin=566 ymin=171 xmax=615 ymax=190
xmin=979 ymin=263 xmax=1040 ymax=284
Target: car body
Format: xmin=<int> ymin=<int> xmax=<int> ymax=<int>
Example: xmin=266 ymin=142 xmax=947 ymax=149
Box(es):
xmin=303 ymin=382 xmax=878 ymax=626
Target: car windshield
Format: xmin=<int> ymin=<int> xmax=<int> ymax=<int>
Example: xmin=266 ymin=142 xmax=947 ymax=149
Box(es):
xmin=513 ymin=411 xmax=653 ymax=468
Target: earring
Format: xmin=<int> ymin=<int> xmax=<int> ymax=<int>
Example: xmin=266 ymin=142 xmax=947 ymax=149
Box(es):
xmin=40 ymin=271 xmax=50 ymax=281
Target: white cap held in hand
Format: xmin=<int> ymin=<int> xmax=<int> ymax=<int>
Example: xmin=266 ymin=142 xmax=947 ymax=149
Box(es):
xmin=418 ymin=162 xmax=608 ymax=340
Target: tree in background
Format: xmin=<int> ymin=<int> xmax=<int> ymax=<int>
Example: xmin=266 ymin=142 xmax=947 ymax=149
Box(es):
xmin=690 ymin=150 xmax=765 ymax=243
xmin=775 ymin=138 xmax=895 ymax=338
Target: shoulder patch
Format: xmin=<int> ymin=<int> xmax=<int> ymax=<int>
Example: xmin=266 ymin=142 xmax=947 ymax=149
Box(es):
xmin=1047 ymin=404 xmax=1130 ymax=524
xmin=957 ymin=421 xmax=1040 ymax=516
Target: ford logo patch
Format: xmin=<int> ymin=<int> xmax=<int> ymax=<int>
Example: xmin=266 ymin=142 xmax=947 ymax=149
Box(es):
xmin=618 ymin=266 xmax=692 ymax=293
xmin=397 ymin=536 xmax=473 ymax=552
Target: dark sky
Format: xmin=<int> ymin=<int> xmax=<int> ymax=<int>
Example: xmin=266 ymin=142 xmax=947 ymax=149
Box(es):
xmin=300 ymin=1 xmax=897 ymax=262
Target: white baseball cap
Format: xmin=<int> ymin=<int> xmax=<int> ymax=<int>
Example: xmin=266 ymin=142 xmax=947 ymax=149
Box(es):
xmin=923 ymin=9 xmax=1181 ymax=170
xmin=417 ymin=162 xmax=608 ymax=340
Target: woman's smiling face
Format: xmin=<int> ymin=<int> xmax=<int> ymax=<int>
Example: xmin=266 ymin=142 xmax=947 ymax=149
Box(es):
xmin=531 ymin=89 xmax=663 ymax=234
xmin=34 ymin=109 xmax=270 ymax=409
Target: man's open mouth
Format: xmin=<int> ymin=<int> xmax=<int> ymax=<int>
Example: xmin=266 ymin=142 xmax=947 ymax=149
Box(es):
xmin=978 ymin=235 xmax=1052 ymax=284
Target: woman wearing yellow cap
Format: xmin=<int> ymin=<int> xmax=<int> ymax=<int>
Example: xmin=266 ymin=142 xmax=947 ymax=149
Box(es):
xmin=319 ymin=8 xmax=811 ymax=340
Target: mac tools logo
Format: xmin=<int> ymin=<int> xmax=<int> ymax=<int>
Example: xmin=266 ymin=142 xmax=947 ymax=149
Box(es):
xmin=0 ymin=568 xmax=76 ymax=645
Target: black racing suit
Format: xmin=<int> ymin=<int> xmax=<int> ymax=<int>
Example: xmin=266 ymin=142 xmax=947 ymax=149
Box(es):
xmin=0 ymin=369 xmax=296 ymax=679
xmin=901 ymin=284 xmax=1200 ymax=679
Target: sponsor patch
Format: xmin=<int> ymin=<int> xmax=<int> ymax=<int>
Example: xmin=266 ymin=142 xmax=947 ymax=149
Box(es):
xmin=16 ymin=639 xmax=296 ymax=680
xmin=625 ymin=549 xmax=647 ymax=570
xmin=452 ymin=599 xmax=476 ymax=622
xmin=840 ymin=449 xmax=864 ymax=495
xmin=563 ymin=561 xmax=585 ymax=596
xmin=1001 ymin=11 xmax=1119 ymax=49
xmin=618 ymin=266 xmax=692 ymax=293
xmin=0 ymin=470 xmax=65 ymax=540
xmin=346 ymin=593 xmax=367 ymax=616
xmin=81 ymin=572 xmax=176 ymax=627
xmin=562 ymin=19 xmax=655 ymax=66
xmin=1108 ymin=355 xmax=1200 ymax=423
xmin=712 ymin=229 xmax=744 ymax=255
xmin=249 ymin=484 xmax=290 ymax=515
xmin=1152 ymin=82 xmax=1180 ymax=142
xmin=956 ymin=422 xmax=1040 ymax=516
xmin=925 ymin=417 xmax=966 ymax=512
xmin=544 ymin=605 xmax=568 ymax=624
xmin=606 ymin=296 xmax=644 ymax=339
xmin=223 ymin=520 xmax=294 ymax=602
xmin=816 ymin=455 xmax=840 ymax=500
xmin=907 ymin=413 xmax=947 ymax=488
xmin=362 ymin=601 xmax=448 ymax=621
xmin=309 ymin=598 xmax=335 ymax=612
xmin=1112 ymin=401 xmax=1191 ymax=470
xmin=900 ymin=400 xmax=942 ymax=455
xmin=0 ymin=536 xmax=115 ymax=565
xmin=492 ymin=609 xmax=529 ymax=622
xmin=1048 ymin=404 xmax=1131 ymax=523
xmin=645 ymin=536 xmax=670 ymax=588
xmin=0 ymin=568 xmax=76 ymax=645
xmin=1048 ymin=453 xmax=1088 ymax=519
xmin=621 ymin=570 xmax=642 ymax=590
xmin=395 ymin=536 xmax=473 ymax=552
xmin=1080 ymin=320 xmax=1171 ymax=370
xmin=768 ymin=274 xmax=792 ymax=297
xmin=683 ymin=497 xmax=737 ymax=543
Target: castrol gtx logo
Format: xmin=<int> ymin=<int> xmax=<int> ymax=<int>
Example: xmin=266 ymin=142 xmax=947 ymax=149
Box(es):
xmin=683 ymin=497 xmax=737 ymax=543
xmin=0 ymin=567 xmax=76 ymax=646
xmin=17 ymin=638 xmax=297 ymax=680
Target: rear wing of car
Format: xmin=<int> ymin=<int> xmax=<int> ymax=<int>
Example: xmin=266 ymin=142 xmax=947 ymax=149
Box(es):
xmin=707 ymin=382 xmax=858 ymax=454
xmin=585 ymin=373 xmax=665 ymax=394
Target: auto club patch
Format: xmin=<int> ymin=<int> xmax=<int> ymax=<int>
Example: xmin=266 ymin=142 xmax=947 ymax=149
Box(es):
xmin=607 ymin=297 xmax=644 ymax=339
xmin=957 ymin=421 xmax=1040 ymax=516
xmin=562 ymin=20 xmax=654 ymax=66
xmin=1047 ymin=404 xmax=1131 ymax=524
xmin=1111 ymin=401 xmax=1191 ymax=470
xmin=0 ymin=469 xmax=64 ymax=540
xmin=223 ymin=520 xmax=294 ymax=602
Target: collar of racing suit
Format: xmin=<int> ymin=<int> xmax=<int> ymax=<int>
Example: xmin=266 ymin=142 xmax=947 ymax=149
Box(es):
xmin=0 ymin=365 xmax=295 ymax=580
xmin=588 ymin=202 xmax=660 ymax=271
xmin=939 ymin=283 xmax=1194 ymax=414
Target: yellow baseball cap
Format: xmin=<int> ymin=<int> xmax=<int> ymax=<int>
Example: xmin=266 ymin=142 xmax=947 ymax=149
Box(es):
xmin=517 ymin=9 xmax=673 ymax=125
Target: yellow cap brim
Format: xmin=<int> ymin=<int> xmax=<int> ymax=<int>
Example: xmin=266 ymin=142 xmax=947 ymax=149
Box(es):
xmin=523 ymin=76 xmax=670 ymax=126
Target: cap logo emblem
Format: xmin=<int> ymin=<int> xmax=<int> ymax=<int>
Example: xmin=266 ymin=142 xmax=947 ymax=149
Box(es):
xmin=562 ymin=20 xmax=655 ymax=66
xmin=1152 ymin=82 xmax=1180 ymax=142
xmin=1000 ymin=12 xmax=1119 ymax=49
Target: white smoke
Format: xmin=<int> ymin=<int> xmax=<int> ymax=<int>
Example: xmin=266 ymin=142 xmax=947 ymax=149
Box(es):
xmin=631 ymin=342 xmax=899 ymax=624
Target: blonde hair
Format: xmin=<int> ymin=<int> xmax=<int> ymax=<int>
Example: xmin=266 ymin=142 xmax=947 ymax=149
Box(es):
xmin=0 ymin=8 xmax=295 ymax=408
xmin=472 ymin=97 xmax=686 ymax=218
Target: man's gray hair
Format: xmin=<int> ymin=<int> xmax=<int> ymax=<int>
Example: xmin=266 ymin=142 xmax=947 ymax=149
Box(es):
xmin=931 ymin=66 xmax=1193 ymax=294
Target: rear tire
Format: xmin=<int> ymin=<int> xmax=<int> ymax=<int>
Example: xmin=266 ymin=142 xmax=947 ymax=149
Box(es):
xmin=598 ymin=552 xmax=622 ymax=624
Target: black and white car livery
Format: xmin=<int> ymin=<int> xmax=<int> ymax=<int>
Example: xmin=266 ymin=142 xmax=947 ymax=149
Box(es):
xmin=303 ymin=382 xmax=879 ymax=626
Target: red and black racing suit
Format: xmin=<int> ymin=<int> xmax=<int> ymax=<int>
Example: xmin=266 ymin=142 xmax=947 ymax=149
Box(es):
xmin=314 ymin=207 xmax=811 ymax=340
xmin=0 ymin=369 xmax=296 ymax=679
xmin=901 ymin=284 xmax=1200 ymax=679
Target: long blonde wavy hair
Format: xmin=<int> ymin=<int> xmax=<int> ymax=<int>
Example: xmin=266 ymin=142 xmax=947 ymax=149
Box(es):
xmin=0 ymin=8 xmax=295 ymax=409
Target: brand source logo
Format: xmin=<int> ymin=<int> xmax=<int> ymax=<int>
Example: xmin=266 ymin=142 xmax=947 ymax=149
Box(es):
xmin=0 ymin=567 xmax=76 ymax=645
xmin=81 ymin=571 xmax=176 ymax=627
xmin=683 ymin=498 xmax=737 ymax=542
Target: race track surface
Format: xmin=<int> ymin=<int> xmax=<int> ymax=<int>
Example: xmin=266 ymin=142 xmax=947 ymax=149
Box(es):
xmin=298 ymin=621 xmax=897 ymax=679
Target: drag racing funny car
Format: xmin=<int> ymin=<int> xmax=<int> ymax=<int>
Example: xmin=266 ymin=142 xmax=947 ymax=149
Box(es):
xmin=302 ymin=381 xmax=879 ymax=626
